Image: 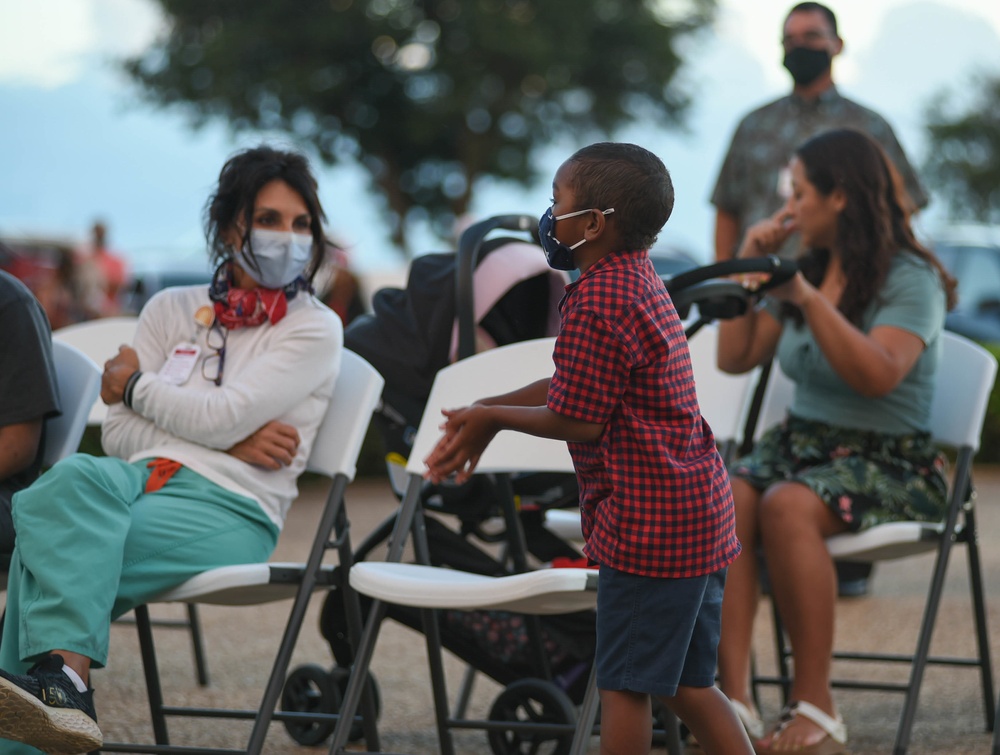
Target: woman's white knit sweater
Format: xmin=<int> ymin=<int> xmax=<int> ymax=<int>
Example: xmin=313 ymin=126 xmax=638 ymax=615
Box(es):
xmin=102 ymin=284 xmax=343 ymax=529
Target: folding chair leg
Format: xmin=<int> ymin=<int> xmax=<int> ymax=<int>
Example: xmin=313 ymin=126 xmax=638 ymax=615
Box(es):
xmin=133 ymin=604 xmax=170 ymax=745
xmin=963 ymin=505 xmax=996 ymax=733
xmin=892 ymin=463 xmax=967 ymax=755
xmin=420 ymin=606 xmax=457 ymax=755
xmin=185 ymin=604 xmax=210 ymax=686
xmin=329 ymin=476 xmax=424 ymax=755
xmin=328 ymin=599 xmax=389 ymax=754
xmin=569 ymin=663 xmax=599 ymax=755
xmin=452 ymin=665 xmax=478 ymax=718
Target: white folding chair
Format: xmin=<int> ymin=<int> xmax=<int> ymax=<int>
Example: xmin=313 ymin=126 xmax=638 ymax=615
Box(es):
xmin=100 ymin=349 xmax=385 ymax=755
xmin=44 ymin=341 xmax=103 ymax=466
xmin=329 ymin=337 xmax=683 ymax=755
xmin=752 ymin=331 xmax=997 ymax=754
xmin=53 ymin=316 xmax=139 ymax=426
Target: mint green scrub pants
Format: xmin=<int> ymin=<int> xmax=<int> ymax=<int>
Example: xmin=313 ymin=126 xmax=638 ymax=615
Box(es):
xmin=1 ymin=454 xmax=278 ymax=679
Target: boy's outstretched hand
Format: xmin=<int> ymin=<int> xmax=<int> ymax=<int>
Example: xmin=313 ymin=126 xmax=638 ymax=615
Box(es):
xmin=423 ymin=404 xmax=498 ymax=484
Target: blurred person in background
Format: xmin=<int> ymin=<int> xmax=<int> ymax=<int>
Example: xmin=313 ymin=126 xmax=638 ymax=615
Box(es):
xmin=77 ymin=219 xmax=130 ymax=317
xmin=34 ymin=246 xmax=90 ymax=330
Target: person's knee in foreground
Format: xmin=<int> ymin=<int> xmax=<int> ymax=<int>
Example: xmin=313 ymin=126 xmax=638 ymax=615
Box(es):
xmin=0 ymin=145 xmax=343 ymax=754
xmin=424 ymin=142 xmax=753 ymax=755
xmin=715 ymin=127 xmax=956 ymax=754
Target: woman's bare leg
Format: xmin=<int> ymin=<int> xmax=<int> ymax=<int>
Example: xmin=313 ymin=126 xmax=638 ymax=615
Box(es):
xmin=717 ymin=478 xmax=763 ymax=712
xmin=758 ymin=481 xmax=847 ymax=750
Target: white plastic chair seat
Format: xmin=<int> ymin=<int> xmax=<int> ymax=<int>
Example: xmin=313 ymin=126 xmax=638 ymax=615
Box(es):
xmin=52 ymin=316 xmax=139 ymax=426
xmin=152 ymin=562 xmax=337 ymax=606
xmin=825 ymin=521 xmax=944 ymax=562
xmin=350 ymin=562 xmax=597 ymax=615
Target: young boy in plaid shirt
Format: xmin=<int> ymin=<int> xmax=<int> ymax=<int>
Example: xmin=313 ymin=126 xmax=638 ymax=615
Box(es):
xmin=425 ymin=142 xmax=753 ymax=754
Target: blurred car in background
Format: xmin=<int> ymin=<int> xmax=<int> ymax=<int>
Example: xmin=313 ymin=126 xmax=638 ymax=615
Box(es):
xmin=121 ymin=253 xmax=214 ymax=315
xmin=650 ymin=245 xmax=701 ymax=279
xmin=930 ymin=224 xmax=1000 ymax=345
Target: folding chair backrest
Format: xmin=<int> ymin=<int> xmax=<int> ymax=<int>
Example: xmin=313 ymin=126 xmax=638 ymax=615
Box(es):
xmin=44 ymin=341 xmax=102 ymax=467
xmin=687 ymin=323 xmax=760 ymax=450
xmin=306 ymin=349 xmax=385 ymax=480
xmin=406 ymin=337 xmax=574 ymax=476
xmin=53 ymin=316 xmax=139 ymax=426
xmin=928 ymin=331 xmax=996 ymax=451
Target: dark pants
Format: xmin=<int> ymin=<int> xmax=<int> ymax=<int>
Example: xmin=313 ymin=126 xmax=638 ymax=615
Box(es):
xmin=0 ymin=491 xmax=13 ymax=570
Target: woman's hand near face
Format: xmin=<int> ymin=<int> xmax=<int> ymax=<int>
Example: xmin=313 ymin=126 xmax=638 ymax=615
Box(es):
xmin=738 ymin=207 xmax=796 ymax=259
xmin=101 ymin=345 xmax=141 ymax=405
xmin=227 ymin=420 xmax=300 ymax=469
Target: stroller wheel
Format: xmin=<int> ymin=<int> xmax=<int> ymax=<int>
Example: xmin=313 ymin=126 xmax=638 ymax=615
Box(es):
xmin=281 ymin=664 xmax=340 ymax=746
xmin=487 ymin=678 xmax=577 ymax=755
xmin=331 ymin=665 xmax=382 ymax=743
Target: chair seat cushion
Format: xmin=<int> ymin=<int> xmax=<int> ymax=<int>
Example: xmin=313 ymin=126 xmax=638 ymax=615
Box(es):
xmin=153 ymin=562 xmax=337 ymax=605
xmin=349 ymin=562 xmax=597 ymax=615
xmin=827 ymin=521 xmax=944 ymax=562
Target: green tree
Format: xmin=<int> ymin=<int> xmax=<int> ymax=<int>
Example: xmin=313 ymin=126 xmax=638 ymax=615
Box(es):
xmin=125 ymin=0 xmax=716 ymax=252
xmin=924 ymin=73 xmax=1000 ymax=224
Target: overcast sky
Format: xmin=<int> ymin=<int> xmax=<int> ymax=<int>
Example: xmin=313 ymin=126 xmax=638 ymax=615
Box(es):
xmin=1 ymin=0 xmax=998 ymax=272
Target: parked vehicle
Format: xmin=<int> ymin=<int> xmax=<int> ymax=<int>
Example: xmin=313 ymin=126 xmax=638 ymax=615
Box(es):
xmin=120 ymin=251 xmax=213 ymax=315
xmin=930 ymin=224 xmax=1000 ymax=345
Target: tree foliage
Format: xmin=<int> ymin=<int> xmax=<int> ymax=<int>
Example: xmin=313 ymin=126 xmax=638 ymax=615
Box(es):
xmin=125 ymin=0 xmax=716 ymax=251
xmin=924 ymin=73 xmax=1000 ymax=224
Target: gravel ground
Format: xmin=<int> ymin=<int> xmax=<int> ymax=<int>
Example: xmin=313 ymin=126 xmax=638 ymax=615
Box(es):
xmin=9 ymin=470 xmax=1000 ymax=754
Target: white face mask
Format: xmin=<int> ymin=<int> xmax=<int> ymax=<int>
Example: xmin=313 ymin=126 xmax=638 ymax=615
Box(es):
xmin=238 ymin=228 xmax=314 ymax=288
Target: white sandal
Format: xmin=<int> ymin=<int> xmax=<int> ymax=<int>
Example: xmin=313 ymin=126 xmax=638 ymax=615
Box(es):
xmin=758 ymin=700 xmax=848 ymax=754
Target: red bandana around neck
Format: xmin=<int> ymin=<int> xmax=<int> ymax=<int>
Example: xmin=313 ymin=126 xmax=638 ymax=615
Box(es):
xmin=213 ymin=287 xmax=288 ymax=330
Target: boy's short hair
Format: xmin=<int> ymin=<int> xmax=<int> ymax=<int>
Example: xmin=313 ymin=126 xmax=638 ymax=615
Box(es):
xmin=565 ymin=142 xmax=674 ymax=251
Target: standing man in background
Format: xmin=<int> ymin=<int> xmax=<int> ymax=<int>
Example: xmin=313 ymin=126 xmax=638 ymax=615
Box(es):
xmin=711 ymin=1 xmax=927 ymax=263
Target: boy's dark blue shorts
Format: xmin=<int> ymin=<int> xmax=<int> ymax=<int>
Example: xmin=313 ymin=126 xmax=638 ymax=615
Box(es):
xmin=595 ymin=565 xmax=726 ymax=697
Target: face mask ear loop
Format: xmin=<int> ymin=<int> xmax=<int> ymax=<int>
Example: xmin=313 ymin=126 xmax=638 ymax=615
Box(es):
xmin=238 ymin=233 xmax=264 ymax=276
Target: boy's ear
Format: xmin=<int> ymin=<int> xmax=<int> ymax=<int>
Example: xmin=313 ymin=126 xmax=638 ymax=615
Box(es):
xmin=583 ymin=209 xmax=610 ymax=241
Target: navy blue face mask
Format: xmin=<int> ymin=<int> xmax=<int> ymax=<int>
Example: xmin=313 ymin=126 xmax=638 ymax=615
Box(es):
xmin=538 ymin=207 xmax=615 ymax=271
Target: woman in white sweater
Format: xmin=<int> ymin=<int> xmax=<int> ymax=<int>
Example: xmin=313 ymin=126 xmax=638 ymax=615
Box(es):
xmin=0 ymin=146 xmax=343 ymax=754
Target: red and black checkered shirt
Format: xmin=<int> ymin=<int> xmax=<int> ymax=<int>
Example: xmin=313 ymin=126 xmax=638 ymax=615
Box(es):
xmin=547 ymin=250 xmax=740 ymax=578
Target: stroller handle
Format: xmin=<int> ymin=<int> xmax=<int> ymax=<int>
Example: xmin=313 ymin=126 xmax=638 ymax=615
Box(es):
xmin=456 ymin=214 xmax=541 ymax=360
xmin=664 ymin=256 xmax=799 ymax=337
xmin=665 ymin=255 xmax=797 ymax=295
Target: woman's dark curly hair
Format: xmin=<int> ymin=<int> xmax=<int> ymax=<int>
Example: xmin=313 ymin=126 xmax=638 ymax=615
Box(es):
xmin=784 ymin=128 xmax=956 ymax=326
xmin=204 ymin=145 xmax=328 ymax=282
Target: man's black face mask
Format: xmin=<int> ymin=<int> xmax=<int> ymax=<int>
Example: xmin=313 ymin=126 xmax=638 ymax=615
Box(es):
xmin=783 ymin=46 xmax=831 ymax=86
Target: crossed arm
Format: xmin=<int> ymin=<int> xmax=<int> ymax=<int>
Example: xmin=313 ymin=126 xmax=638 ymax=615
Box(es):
xmin=101 ymin=344 xmax=299 ymax=470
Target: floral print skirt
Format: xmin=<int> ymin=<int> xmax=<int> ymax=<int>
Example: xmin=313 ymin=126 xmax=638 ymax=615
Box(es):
xmin=730 ymin=414 xmax=949 ymax=532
